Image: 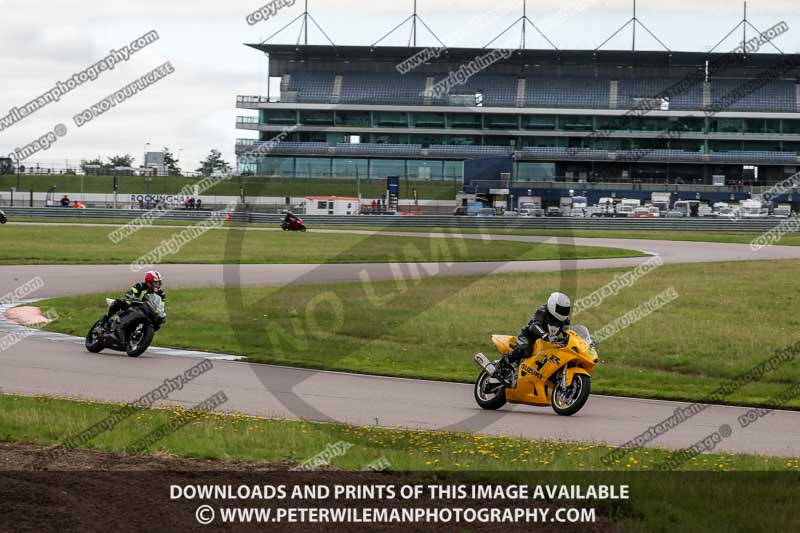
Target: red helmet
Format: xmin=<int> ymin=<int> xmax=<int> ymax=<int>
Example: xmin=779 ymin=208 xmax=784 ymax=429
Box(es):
xmin=144 ymin=271 xmax=162 ymax=290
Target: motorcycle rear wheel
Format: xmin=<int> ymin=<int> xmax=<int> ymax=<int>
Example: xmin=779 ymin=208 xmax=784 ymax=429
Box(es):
xmin=85 ymin=320 xmax=105 ymax=353
xmin=474 ymin=371 xmax=507 ymax=410
xmin=551 ymin=374 xmax=591 ymax=416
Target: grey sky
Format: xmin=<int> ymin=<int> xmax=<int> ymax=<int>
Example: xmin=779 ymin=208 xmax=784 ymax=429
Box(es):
xmin=0 ymin=0 xmax=796 ymax=173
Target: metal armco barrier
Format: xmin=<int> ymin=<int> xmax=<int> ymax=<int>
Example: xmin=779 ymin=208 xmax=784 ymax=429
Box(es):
xmin=2 ymin=207 xmax=797 ymax=233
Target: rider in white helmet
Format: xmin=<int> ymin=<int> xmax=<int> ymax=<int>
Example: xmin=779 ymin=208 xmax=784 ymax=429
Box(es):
xmin=495 ymin=292 xmax=572 ymax=380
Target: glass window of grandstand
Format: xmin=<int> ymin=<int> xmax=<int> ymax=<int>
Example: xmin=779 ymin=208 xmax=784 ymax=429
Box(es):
xmin=629 ymin=116 xmax=672 ymax=132
xmin=369 ymin=159 xmax=407 ymax=179
xmin=411 ymin=113 xmax=445 ymax=128
xmin=332 ymin=158 xmax=368 ymax=179
xmin=765 ymin=120 xmax=780 ymax=134
xmin=595 ymin=116 xmax=627 ymax=132
xmin=295 ymin=157 xmax=332 ymax=178
xmin=515 ymin=163 xmax=556 ymax=181
xmin=484 ymin=114 xmax=519 ymax=130
xmin=590 ymin=138 xmax=626 ymax=150
xmin=375 ymin=112 xmax=409 ymax=127
xmin=743 ymin=140 xmax=781 ymax=151
xmin=443 ymin=161 xmax=464 ymax=181
xmin=710 ymin=118 xmax=745 ymax=134
xmin=299 ymin=110 xmax=334 ymax=126
xmin=669 ymin=139 xmax=704 ymax=152
xmin=371 ymin=134 xmax=410 ymax=144
xmin=669 ymin=117 xmax=704 ymax=133
xmin=560 ymin=116 xmax=594 ymax=131
xmin=256 ymin=156 xmax=295 ymax=177
xmin=709 ymin=141 xmax=743 ymax=153
xmin=335 ymin=111 xmax=371 ymax=128
xmin=783 ymin=120 xmax=800 ymax=134
xmin=448 ymin=113 xmax=481 ymax=129
xmin=296 ymin=132 xmax=327 ymax=142
xmin=522 ymin=137 xmax=564 ymax=148
xmin=410 ymin=134 xmax=447 ymax=147
xmin=486 ymin=136 xmax=517 ymax=148
xmin=524 ymin=115 xmax=557 ymax=131
xmin=261 ymin=109 xmax=297 ymax=126
xmin=446 ymin=136 xmax=479 ymax=146
xmin=407 ymin=160 xmax=444 ymax=181
xmin=783 ymin=142 xmax=800 ymax=154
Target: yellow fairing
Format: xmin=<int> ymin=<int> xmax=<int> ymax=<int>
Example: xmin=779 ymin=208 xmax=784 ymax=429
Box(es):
xmin=491 ymin=335 xmax=517 ymax=355
xmin=565 ymin=367 xmax=592 ymax=387
xmin=503 ymin=330 xmax=597 ymax=407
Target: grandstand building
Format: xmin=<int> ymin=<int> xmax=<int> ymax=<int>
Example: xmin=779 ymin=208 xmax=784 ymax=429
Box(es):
xmin=236 ymin=44 xmax=800 ymax=206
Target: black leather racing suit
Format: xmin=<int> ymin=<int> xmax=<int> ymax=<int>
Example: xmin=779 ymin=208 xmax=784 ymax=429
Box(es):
xmin=507 ymin=305 xmax=570 ymax=364
xmin=105 ymin=283 xmax=166 ymax=324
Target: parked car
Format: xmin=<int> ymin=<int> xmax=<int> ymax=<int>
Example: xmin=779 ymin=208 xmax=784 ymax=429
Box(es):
xmin=632 ymin=207 xmax=654 ymax=218
xmin=545 ymin=207 xmax=562 ymax=217
xmin=476 ymin=208 xmax=497 ymax=217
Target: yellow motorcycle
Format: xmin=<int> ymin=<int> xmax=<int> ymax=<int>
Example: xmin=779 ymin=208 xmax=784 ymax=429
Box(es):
xmin=473 ymin=326 xmax=599 ymax=416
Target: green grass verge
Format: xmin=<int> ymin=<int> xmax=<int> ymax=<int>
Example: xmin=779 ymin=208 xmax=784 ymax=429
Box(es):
xmin=325 ymin=226 xmax=800 ymax=246
xmin=4 ymin=394 xmax=797 ymax=532
xmin=0 ymin=175 xmax=458 ymax=200
xmin=1 ymin=394 xmax=794 ymax=472
xmin=0 ymin=225 xmax=641 ymax=265
xmin=11 ymin=219 xmax=800 ymax=246
xmin=39 ymin=260 xmax=800 ymax=408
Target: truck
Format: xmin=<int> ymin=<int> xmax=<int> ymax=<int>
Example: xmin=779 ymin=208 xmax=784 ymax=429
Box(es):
xmin=570 ymin=196 xmax=589 ymax=217
xmin=616 ymin=198 xmax=641 ymax=217
xmin=740 ymin=199 xmax=766 ymax=218
xmin=650 ymin=192 xmax=671 ymax=215
xmin=671 ymin=200 xmax=702 ymax=218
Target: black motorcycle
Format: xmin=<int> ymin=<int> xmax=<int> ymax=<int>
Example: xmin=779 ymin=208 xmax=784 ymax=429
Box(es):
xmin=0 ymin=210 xmax=6 ymax=224
xmin=85 ymin=294 xmax=166 ymax=357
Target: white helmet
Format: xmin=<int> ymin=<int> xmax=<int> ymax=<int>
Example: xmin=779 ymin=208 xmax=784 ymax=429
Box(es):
xmin=547 ymin=292 xmax=571 ymax=322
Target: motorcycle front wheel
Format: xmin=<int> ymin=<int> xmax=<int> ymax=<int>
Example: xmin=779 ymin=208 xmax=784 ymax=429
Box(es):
xmin=126 ymin=322 xmax=154 ymax=358
xmin=300 ymin=225 xmax=307 ymax=232
xmin=551 ymin=374 xmax=591 ymax=416
xmin=474 ymin=371 xmax=507 ymax=410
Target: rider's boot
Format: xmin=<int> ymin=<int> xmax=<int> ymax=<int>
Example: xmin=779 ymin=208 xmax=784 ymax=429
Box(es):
xmin=494 ymin=355 xmax=515 ymax=385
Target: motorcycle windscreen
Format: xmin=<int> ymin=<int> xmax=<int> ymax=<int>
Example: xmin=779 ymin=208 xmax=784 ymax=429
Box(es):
xmin=564 ymin=325 xmax=592 ymax=344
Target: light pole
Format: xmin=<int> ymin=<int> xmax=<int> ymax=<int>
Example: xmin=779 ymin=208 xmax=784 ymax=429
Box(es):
xmin=144 ymin=142 xmax=150 ymax=174
xmin=177 ymin=149 xmax=184 ymax=176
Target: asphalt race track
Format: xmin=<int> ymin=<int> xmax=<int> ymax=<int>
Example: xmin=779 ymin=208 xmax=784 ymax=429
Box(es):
xmin=2 ymin=229 xmax=800 ymax=457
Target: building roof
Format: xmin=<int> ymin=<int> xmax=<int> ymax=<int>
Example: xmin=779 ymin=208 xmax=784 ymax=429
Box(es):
xmin=305 ymin=196 xmax=360 ymax=201
xmin=248 ymin=44 xmax=797 ymax=75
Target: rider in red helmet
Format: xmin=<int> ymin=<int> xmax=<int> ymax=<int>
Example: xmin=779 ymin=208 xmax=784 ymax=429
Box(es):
xmin=103 ymin=271 xmax=167 ymax=328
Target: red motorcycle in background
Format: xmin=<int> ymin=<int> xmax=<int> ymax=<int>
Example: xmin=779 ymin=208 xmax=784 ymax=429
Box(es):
xmin=281 ymin=214 xmax=307 ymax=232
